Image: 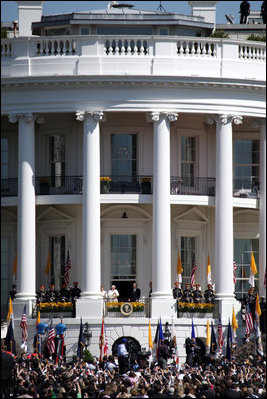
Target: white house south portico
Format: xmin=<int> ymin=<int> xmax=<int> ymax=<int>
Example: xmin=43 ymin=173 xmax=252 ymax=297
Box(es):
xmin=1 ymin=0 xmax=265 ymax=361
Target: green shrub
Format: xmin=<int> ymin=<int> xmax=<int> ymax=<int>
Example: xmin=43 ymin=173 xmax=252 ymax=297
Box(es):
xmin=210 ymin=30 xmax=229 ymax=38
xmin=83 ymin=349 xmax=94 ymax=363
xmin=247 ymin=34 xmax=266 ymax=42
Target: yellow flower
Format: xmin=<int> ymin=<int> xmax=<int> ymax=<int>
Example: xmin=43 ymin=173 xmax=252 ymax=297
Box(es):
xmin=100 ymin=177 xmax=111 ymax=182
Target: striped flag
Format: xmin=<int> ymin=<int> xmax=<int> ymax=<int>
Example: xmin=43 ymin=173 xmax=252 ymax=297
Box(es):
xmin=190 ymin=255 xmax=197 ymax=289
xmin=207 ymin=255 xmax=212 ymax=285
xmin=47 ymin=327 xmax=56 ymax=355
xmin=176 ymin=252 xmax=183 ymax=283
xmin=63 ymin=251 xmax=71 ymax=287
xmin=99 ymin=317 xmax=108 ymax=360
xmin=245 ymin=303 xmax=254 ymax=337
xmin=249 ymin=251 xmax=257 ymax=287
xmin=20 ymin=305 xmax=28 ymax=343
xmin=217 ymin=318 xmax=223 ymax=351
xmin=171 ymin=317 xmax=179 ymax=365
xmin=233 ymin=260 xmax=237 ymax=285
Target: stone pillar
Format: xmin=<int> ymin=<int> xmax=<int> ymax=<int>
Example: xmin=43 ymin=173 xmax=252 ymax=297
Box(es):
xmin=75 ymin=111 xmax=104 ymax=318
xmin=259 ymin=120 xmax=266 ymax=298
xmin=147 ymin=111 xmax=178 ymax=317
xmin=214 ymin=114 xmax=242 ymax=320
xmin=8 ymin=113 xmax=43 ymax=317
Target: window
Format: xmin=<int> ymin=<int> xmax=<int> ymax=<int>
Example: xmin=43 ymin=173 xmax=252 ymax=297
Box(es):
xmin=181 ymin=136 xmax=196 ymax=187
xmin=49 ymin=235 xmax=65 ymax=291
xmin=49 ymin=135 xmax=65 ymax=188
xmin=81 ymin=28 xmax=90 ymax=35
xmin=111 ymin=134 xmax=137 ymax=181
xmin=45 ymin=28 xmax=70 ymax=36
xmin=181 ymin=237 xmax=195 ymax=288
xmin=111 ymin=235 xmax=136 ymax=280
xmin=1 ymin=137 xmax=9 ymax=179
xmin=97 ymin=26 xmax=152 ymax=35
xmin=234 ymin=238 xmax=259 ymax=300
xmin=159 ymin=28 xmax=168 ymax=35
xmin=234 ymin=139 xmax=259 ymax=191
xmin=1 ymin=237 xmax=10 ymax=317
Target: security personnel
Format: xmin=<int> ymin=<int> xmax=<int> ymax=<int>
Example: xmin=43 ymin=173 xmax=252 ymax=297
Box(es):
xmin=240 ymin=1 xmax=250 ymax=24
xmin=59 ymin=283 xmax=70 ymax=303
xmin=182 ymin=283 xmax=193 ymax=303
xmin=172 ymin=281 xmax=183 ymax=300
xmin=204 ymin=284 xmax=215 ymax=304
xmin=192 ymin=284 xmax=203 ymax=303
xmin=47 ymin=284 xmax=58 ymax=302
xmin=71 ymin=282 xmax=81 ymax=301
xmin=37 ymin=285 xmax=47 ymax=303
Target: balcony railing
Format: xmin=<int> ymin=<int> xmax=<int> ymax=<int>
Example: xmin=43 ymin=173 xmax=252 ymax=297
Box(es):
xmin=1 ymin=177 xmax=260 ymax=198
xmin=104 ymin=298 xmax=149 ymax=318
xmin=1 ymin=36 xmax=265 ymax=80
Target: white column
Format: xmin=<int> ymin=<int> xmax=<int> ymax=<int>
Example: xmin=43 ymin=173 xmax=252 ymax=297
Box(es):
xmin=75 ymin=111 xmax=104 ymax=317
xmin=8 ymin=113 xmax=42 ymax=316
xmin=147 ymin=112 xmax=178 ymax=317
xmin=259 ymin=120 xmax=266 ymax=298
xmin=214 ymin=114 xmax=242 ymax=319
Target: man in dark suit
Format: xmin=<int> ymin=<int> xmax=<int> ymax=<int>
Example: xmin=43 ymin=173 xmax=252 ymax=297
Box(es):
xmin=130 ymin=282 xmax=141 ymax=301
xmin=173 ymin=281 xmax=183 ymax=300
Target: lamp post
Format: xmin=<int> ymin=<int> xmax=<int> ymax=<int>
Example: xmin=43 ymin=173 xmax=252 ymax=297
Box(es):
xmin=83 ymin=322 xmax=92 ymax=349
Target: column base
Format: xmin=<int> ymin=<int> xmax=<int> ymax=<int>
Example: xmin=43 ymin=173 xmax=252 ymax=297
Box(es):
xmin=12 ymin=298 xmax=36 ymax=319
xmin=75 ymin=297 xmax=103 ymax=318
xmin=215 ymin=294 xmax=241 ymax=322
xmin=150 ymin=296 xmax=176 ymax=318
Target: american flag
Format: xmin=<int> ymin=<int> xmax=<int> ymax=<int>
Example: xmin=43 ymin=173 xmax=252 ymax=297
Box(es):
xmin=233 ymin=260 xmax=237 ymax=285
xmin=190 ymin=255 xmax=197 ymax=289
xmin=20 ymin=305 xmax=28 ymax=342
xmin=47 ymin=328 xmax=56 ymax=355
xmin=245 ymin=303 xmax=254 ymax=336
xmin=217 ymin=318 xmax=223 ymax=350
xmin=99 ymin=317 xmax=108 ymax=360
xmin=63 ymin=251 xmax=71 ymax=286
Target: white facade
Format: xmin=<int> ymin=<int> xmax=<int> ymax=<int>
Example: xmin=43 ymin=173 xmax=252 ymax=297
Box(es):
xmin=1 ymin=1 xmax=266 ymax=360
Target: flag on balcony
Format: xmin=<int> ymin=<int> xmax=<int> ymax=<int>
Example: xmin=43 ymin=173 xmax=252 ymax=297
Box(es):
xmin=226 ymin=320 xmax=232 ymax=361
xmin=249 ymin=251 xmax=257 ymax=287
xmin=45 ymin=253 xmax=51 ymax=275
xmin=20 ymin=305 xmax=28 ymax=352
xmin=190 ymin=255 xmax=197 ymax=289
xmin=206 ymin=255 xmax=212 ymax=285
xmin=255 ymin=293 xmax=261 ymax=322
xmin=4 ymin=319 xmax=16 ymax=356
xmin=12 ymin=253 xmax=17 ymax=283
xmin=245 ymin=303 xmax=254 ymax=337
xmin=148 ymin=320 xmax=153 ymax=351
xmin=77 ymin=318 xmax=85 ymax=359
xmin=99 ymin=317 xmax=108 ymax=360
xmin=171 ymin=317 xmax=179 ymax=364
xmin=217 ymin=317 xmax=224 ymax=351
xmin=176 ymin=252 xmax=183 ymax=283
xmin=191 ymin=319 xmax=196 ymax=340
xmin=206 ymin=320 xmax=211 ymax=349
xmin=231 ymin=307 xmax=238 ymax=342
xmin=233 ymin=260 xmax=237 ymax=285
xmin=63 ymin=251 xmax=71 ymax=287
xmin=210 ymin=322 xmax=217 ymax=354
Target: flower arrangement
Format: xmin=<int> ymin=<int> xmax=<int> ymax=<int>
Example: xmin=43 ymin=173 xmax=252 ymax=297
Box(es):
xmin=178 ymin=302 xmax=214 ymax=313
xmin=37 ymin=302 xmax=73 ymax=313
xmin=100 ymin=177 xmax=112 ymax=182
xmin=106 ymin=301 xmax=145 ymax=313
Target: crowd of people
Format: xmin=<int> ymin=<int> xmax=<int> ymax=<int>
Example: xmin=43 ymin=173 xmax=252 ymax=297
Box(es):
xmin=1 ymin=343 xmax=266 ymax=398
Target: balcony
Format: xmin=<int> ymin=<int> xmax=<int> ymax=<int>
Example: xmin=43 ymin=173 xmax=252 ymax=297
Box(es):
xmin=1 ymin=36 xmax=265 ymax=81
xmin=1 ymin=177 xmax=260 ymax=198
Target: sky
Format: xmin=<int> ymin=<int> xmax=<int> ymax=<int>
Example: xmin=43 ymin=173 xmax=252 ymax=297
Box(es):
xmin=1 ymin=1 xmax=263 ymax=24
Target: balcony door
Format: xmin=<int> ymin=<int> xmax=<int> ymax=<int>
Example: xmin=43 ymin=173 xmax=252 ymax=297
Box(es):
xmin=49 ymin=235 xmax=65 ymax=291
xmin=181 ymin=136 xmax=198 ymax=190
xmin=49 ymin=135 xmax=65 ymax=188
xmin=111 ymin=134 xmax=137 ymax=190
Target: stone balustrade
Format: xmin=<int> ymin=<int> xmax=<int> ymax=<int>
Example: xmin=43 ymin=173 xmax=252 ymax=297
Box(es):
xmin=1 ymin=36 xmax=266 ymax=80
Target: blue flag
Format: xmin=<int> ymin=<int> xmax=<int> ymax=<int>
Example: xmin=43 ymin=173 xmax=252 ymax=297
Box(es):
xmin=4 ymin=319 xmax=16 ymax=355
xmin=226 ymin=320 xmax=232 ymax=361
xmin=191 ymin=319 xmax=196 ymax=340
xmin=77 ymin=318 xmax=84 ymax=359
xmin=210 ymin=322 xmax=217 ymax=354
xmin=154 ymin=319 xmax=159 ymax=345
xmin=158 ymin=318 xmax=164 ymax=346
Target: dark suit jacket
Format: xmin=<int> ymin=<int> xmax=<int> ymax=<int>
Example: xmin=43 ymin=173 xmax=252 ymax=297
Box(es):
xmin=130 ymin=288 xmax=141 ymax=301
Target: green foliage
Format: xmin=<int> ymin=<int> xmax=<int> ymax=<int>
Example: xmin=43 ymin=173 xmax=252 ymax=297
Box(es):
xmin=210 ymin=30 xmax=229 ymax=39
xmin=1 ymin=23 xmax=8 ymax=39
xmin=83 ymin=349 xmax=94 ymax=363
xmin=247 ymin=34 xmax=266 ymax=42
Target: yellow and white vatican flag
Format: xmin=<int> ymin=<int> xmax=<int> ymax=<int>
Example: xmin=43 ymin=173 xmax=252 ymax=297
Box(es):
xmin=206 ymin=320 xmax=211 ymax=350
xmin=148 ymin=320 xmax=153 ymax=366
xmin=176 ymin=252 xmax=183 ymax=283
xmin=7 ymin=297 xmax=14 ymax=329
xmin=249 ymin=251 xmax=257 ymax=287
xmin=255 ymin=293 xmax=261 ymax=323
xmin=231 ymin=306 xmax=238 ymax=342
xmin=206 ymin=255 xmax=212 ymax=285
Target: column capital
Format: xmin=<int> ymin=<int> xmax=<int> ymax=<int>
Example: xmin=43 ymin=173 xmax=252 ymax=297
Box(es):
xmin=8 ymin=113 xmax=44 ymax=124
xmin=206 ymin=114 xmax=243 ymax=126
xmin=75 ymin=111 xmax=106 ymax=122
xmin=146 ymin=111 xmax=178 ymax=123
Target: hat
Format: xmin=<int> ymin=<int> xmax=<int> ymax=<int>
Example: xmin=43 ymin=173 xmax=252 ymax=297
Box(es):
xmin=73 ymin=282 xmax=78 ymax=285
xmin=40 ymin=285 xmax=45 ymax=289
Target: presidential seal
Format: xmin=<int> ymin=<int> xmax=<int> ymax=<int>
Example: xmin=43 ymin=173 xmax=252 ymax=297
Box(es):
xmin=120 ymin=302 xmax=133 ymax=316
